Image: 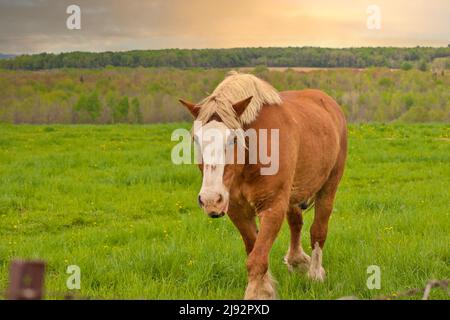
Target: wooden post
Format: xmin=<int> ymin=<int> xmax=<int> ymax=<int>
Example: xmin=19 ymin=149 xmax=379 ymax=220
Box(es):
xmin=7 ymin=260 xmax=46 ymax=300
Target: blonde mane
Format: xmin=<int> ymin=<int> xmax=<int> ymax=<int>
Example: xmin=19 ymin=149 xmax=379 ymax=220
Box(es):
xmin=196 ymin=71 xmax=282 ymax=128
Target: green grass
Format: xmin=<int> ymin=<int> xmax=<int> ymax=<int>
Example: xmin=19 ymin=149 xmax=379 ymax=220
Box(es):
xmin=0 ymin=123 xmax=449 ymax=299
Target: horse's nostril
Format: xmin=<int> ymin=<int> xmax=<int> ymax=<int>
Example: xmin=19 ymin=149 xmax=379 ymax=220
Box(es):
xmin=217 ymin=194 xmax=223 ymax=203
xmin=198 ymin=195 xmax=204 ymax=208
xmin=209 ymin=212 xmax=224 ymax=218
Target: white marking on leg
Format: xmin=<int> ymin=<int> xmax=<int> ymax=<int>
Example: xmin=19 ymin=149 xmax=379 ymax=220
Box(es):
xmin=307 ymin=242 xmax=326 ymax=281
xmin=244 ymin=271 xmax=277 ymax=300
xmin=284 ymin=246 xmax=310 ymax=273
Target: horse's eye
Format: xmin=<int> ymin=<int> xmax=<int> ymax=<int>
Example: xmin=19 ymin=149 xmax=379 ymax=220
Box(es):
xmin=228 ymin=137 xmax=237 ymax=146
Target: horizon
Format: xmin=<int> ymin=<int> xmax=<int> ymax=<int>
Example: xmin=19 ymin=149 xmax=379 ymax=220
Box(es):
xmin=2 ymin=44 xmax=450 ymax=57
xmin=0 ymin=0 xmax=449 ymax=55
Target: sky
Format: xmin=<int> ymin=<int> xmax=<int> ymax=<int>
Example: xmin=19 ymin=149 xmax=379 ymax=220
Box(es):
xmin=0 ymin=0 xmax=449 ymax=54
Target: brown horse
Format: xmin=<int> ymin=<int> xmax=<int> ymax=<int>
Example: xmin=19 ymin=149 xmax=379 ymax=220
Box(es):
xmin=179 ymin=71 xmax=347 ymax=299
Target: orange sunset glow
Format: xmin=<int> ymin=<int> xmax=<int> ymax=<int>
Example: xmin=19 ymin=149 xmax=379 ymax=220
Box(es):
xmin=0 ymin=0 xmax=449 ymax=53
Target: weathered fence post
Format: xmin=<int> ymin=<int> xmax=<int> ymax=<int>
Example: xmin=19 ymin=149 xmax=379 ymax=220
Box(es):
xmin=7 ymin=260 xmax=46 ymax=300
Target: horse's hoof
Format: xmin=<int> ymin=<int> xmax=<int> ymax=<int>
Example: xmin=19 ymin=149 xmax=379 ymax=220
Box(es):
xmin=307 ymin=266 xmax=326 ymax=282
xmin=283 ymin=255 xmax=293 ymax=272
xmin=283 ymin=251 xmax=311 ymax=273
xmin=244 ymin=273 xmax=277 ymax=300
xmin=244 ymin=289 xmax=277 ymax=300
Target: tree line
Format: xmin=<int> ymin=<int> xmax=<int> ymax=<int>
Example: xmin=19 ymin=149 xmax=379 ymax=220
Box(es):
xmin=1 ymin=47 xmax=449 ymax=70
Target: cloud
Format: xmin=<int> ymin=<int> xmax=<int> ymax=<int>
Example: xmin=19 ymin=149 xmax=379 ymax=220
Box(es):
xmin=0 ymin=0 xmax=448 ymax=53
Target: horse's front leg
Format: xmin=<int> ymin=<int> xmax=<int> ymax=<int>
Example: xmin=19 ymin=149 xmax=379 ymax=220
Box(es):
xmin=228 ymin=205 xmax=258 ymax=255
xmin=244 ymin=200 xmax=286 ymax=300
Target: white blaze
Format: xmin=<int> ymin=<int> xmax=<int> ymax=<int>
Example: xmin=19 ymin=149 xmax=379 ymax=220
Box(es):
xmin=194 ymin=121 xmax=231 ymax=209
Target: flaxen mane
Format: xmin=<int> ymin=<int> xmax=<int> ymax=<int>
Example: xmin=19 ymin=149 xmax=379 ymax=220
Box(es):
xmin=197 ymin=71 xmax=282 ymax=128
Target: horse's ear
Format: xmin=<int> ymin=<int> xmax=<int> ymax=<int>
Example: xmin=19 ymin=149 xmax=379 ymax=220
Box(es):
xmin=179 ymin=99 xmax=200 ymax=118
xmin=232 ymin=96 xmax=253 ymax=117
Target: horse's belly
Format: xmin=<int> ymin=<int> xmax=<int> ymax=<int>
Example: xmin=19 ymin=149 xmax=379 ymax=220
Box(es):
xmin=289 ymin=128 xmax=341 ymax=204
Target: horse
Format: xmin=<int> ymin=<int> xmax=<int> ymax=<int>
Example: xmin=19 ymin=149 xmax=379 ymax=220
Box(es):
xmin=179 ymin=71 xmax=347 ymax=299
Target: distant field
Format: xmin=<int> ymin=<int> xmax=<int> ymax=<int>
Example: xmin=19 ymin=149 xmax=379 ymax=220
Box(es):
xmin=0 ymin=123 xmax=449 ymax=299
xmin=0 ymin=67 xmax=449 ymax=124
xmin=237 ymin=67 xmax=367 ymax=72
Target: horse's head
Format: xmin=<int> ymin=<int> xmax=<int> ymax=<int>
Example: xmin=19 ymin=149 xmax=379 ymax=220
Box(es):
xmin=179 ymin=97 xmax=252 ymax=218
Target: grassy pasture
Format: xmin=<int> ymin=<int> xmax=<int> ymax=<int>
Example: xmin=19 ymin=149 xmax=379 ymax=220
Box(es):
xmin=0 ymin=123 xmax=448 ymax=299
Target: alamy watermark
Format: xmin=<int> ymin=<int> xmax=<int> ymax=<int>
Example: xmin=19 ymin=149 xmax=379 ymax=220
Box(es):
xmin=366 ymin=5 xmax=381 ymax=30
xmin=171 ymin=121 xmax=280 ymax=175
xmin=366 ymin=265 xmax=381 ymax=290
xmin=66 ymin=5 xmax=81 ymax=30
xmin=66 ymin=265 xmax=81 ymax=290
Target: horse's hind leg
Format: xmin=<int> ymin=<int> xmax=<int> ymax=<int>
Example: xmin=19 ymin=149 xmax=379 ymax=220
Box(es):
xmin=308 ymin=165 xmax=344 ymax=281
xmin=284 ymin=206 xmax=310 ymax=273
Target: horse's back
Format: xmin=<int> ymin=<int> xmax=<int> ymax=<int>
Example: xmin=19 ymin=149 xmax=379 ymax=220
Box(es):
xmin=280 ymin=89 xmax=347 ymax=135
xmin=276 ymin=89 xmax=348 ymax=201
xmin=280 ymin=89 xmax=347 ymax=151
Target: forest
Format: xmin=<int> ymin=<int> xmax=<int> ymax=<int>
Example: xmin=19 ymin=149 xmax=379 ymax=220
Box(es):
xmin=1 ymin=47 xmax=450 ymax=70
xmin=0 ymin=66 xmax=448 ymax=124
